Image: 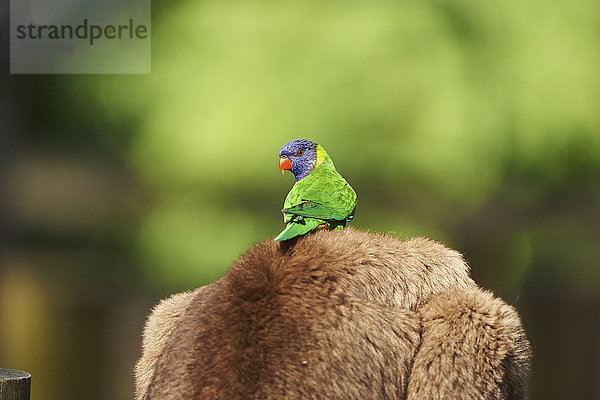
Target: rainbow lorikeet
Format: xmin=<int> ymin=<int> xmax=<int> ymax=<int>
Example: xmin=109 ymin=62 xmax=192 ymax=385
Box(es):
xmin=275 ymin=139 xmax=357 ymax=241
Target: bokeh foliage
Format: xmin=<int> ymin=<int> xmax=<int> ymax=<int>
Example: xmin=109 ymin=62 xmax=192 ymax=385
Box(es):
xmin=81 ymin=0 xmax=600 ymax=291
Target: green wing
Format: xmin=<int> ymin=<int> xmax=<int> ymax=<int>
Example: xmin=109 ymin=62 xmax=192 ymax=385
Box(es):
xmin=282 ymin=199 xmax=355 ymax=221
xmin=282 ymin=200 xmax=332 ymax=218
xmin=283 ymin=166 xmax=357 ymax=223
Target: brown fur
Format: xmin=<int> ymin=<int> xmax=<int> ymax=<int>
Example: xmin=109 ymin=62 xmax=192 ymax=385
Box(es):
xmin=135 ymin=290 xmax=194 ymax=400
xmin=135 ymin=228 xmax=530 ymax=399
xmin=407 ymin=289 xmax=530 ymax=400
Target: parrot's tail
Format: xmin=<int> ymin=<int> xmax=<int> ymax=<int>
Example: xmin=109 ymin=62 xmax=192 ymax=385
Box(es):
xmin=274 ymin=219 xmax=321 ymax=241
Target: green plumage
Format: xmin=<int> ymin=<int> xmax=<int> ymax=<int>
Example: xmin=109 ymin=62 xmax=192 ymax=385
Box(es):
xmin=275 ymin=145 xmax=357 ymax=241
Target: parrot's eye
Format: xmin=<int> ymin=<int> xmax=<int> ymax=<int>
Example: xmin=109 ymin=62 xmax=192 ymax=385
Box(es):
xmin=297 ymin=150 xmax=304 ymax=156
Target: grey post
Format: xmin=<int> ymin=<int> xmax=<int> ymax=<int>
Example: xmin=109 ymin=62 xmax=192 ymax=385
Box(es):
xmin=0 ymin=369 xmax=30 ymax=400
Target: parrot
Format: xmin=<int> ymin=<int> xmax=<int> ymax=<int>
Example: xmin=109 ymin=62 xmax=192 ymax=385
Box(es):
xmin=275 ymin=139 xmax=357 ymax=241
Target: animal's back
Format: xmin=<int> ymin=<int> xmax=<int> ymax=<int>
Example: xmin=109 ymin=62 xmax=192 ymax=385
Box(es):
xmin=137 ymin=229 xmax=530 ymax=400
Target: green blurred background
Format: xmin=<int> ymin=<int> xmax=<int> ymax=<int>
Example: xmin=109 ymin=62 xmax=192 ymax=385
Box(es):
xmin=1 ymin=0 xmax=599 ymax=398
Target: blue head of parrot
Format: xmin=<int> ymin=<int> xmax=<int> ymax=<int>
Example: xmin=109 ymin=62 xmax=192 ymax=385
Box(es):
xmin=279 ymin=139 xmax=318 ymax=182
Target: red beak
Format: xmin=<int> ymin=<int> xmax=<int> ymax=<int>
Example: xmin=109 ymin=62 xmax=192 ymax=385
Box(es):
xmin=279 ymin=157 xmax=292 ymax=174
